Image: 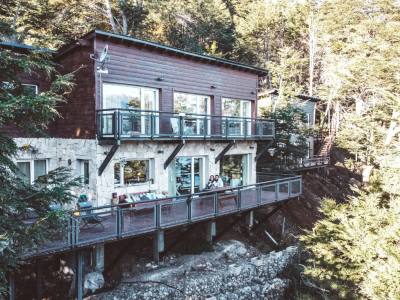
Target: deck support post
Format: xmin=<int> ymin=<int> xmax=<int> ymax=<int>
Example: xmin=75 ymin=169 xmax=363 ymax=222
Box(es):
xmin=205 ymin=221 xmax=216 ymax=243
xmin=153 ymin=230 xmax=164 ymax=263
xmin=76 ymin=251 xmax=84 ymax=300
xmin=94 ymin=244 xmax=105 ymax=272
xmin=8 ymin=273 xmax=15 ymax=300
xmin=246 ymin=210 xmax=254 ymax=229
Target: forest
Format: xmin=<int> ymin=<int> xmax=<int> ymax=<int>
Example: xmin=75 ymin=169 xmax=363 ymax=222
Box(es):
xmin=1 ymin=0 xmax=400 ymax=299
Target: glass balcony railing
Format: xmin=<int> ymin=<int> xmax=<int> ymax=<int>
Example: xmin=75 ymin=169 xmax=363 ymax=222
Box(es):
xmin=97 ymin=109 xmax=275 ymax=141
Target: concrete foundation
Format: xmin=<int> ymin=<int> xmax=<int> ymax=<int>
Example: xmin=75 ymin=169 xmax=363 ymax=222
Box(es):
xmin=205 ymin=221 xmax=217 ymax=242
xmin=153 ymin=230 xmax=165 ymax=262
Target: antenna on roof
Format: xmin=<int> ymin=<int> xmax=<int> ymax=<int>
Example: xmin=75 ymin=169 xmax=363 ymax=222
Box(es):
xmin=90 ymin=45 xmax=109 ymax=74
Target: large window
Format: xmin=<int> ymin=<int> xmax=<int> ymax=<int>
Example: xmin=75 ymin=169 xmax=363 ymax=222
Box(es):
xmin=174 ymin=92 xmax=210 ymax=135
xmin=102 ymin=83 xmax=158 ymax=110
xmin=17 ymin=159 xmax=47 ymax=183
xmin=114 ymin=159 xmax=153 ymax=186
xmin=102 ymin=83 xmax=158 ymax=136
xmin=169 ymin=157 xmax=205 ymax=195
xmin=220 ymin=154 xmax=249 ymax=187
xmin=222 ymin=98 xmax=251 ymax=118
xmin=222 ymin=98 xmax=252 ymax=136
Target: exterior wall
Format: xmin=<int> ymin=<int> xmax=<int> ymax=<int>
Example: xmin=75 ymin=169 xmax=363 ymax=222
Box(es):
xmin=51 ymin=43 xmax=96 ymax=139
xmin=13 ymin=138 xmax=257 ymax=208
xmin=96 ymin=141 xmax=257 ymax=206
xmin=94 ymin=37 xmax=259 ymax=118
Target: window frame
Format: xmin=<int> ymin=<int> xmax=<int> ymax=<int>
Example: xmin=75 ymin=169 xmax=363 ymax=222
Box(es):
xmin=77 ymin=159 xmax=90 ymax=185
xmin=2 ymin=82 xmax=39 ymax=96
xmin=16 ymin=159 xmax=48 ymax=184
xmin=114 ymin=158 xmax=154 ymax=187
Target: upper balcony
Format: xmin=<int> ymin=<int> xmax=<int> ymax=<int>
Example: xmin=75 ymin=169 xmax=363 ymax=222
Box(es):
xmin=97 ymin=109 xmax=275 ymax=142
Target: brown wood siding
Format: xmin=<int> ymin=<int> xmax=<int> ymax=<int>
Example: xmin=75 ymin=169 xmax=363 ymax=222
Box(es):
xmin=94 ymin=38 xmax=259 ymax=119
xmin=50 ymin=44 xmax=96 ymax=138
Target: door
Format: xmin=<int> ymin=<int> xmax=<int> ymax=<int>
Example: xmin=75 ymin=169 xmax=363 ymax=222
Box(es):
xmin=222 ymin=99 xmax=252 ymax=136
xmin=172 ymin=157 xmax=204 ymax=195
xmin=141 ymin=88 xmax=158 ymax=135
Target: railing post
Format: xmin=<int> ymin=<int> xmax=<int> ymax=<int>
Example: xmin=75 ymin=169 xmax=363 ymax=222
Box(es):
xmin=113 ymin=111 xmax=118 ymax=140
xmin=179 ymin=115 xmax=184 ymax=138
xmin=237 ymin=188 xmax=242 ymax=211
xmin=117 ymin=207 xmax=122 ymax=238
xmin=204 ymin=116 xmax=207 ymax=138
xmin=257 ymin=185 xmax=261 ymax=206
xmin=288 ymin=181 xmax=292 ymax=198
xmin=275 ymin=183 xmax=279 ymax=202
xmin=187 ymin=196 xmax=192 ymax=222
xmin=225 ymin=118 xmax=229 ymax=138
xmin=214 ymin=192 xmax=218 ymax=216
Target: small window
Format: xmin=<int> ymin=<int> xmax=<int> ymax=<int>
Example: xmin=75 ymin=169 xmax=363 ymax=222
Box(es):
xmin=22 ymin=84 xmax=38 ymax=96
xmin=77 ymin=159 xmax=90 ymax=185
xmin=1 ymin=82 xmax=38 ymax=96
xmin=17 ymin=159 xmax=47 ymax=183
xmin=114 ymin=159 xmax=152 ymax=186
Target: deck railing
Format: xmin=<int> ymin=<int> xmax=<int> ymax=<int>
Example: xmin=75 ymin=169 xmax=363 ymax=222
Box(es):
xmin=29 ymin=176 xmax=301 ymax=257
xmin=97 ymin=108 xmax=275 ymax=141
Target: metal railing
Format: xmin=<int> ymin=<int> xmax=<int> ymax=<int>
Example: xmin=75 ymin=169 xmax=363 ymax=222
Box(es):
xmin=27 ymin=176 xmax=301 ymax=257
xmin=97 ymin=108 xmax=275 ymax=140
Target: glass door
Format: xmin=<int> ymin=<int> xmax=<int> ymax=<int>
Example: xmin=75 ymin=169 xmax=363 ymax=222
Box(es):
xmin=171 ymin=157 xmax=204 ymax=195
xmin=141 ymin=88 xmax=158 ymax=135
xmin=222 ymin=98 xmax=252 ymax=136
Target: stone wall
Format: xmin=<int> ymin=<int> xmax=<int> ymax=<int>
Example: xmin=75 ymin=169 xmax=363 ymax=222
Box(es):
xmin=13 ymin=138 xmax=257 ymax=207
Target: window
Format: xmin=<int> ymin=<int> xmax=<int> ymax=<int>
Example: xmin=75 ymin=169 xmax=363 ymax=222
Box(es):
xmin=114 ymin=159 xmax=152 ymax=186
xmin=169 ymin=157 xmax=205 ymax=195
xmin=222 ymin=98 xmax=252 ymax=136
xmin=222 ymin=98 xmax=251 ymax=118
xmin=2 ymin=82 xmax=38 ymax=96
xmin=77 ymin=159 xmax=90 ymax=185
xmin=174 ymin=92 xmax=210 ymax=135
xmin=17 ymin=159 xmax=47 ymax=183
xmin=102 ymin=83 xmax=158 ymax=110
xmin=220 ymin=154 xmax=249 ymax=187
xmin=102 ymin=83 xmax=158 ymax=136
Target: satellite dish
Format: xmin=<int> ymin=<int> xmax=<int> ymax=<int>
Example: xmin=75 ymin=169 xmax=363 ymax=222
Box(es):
xmin=99 ymin=45 xmax=108 ymax=63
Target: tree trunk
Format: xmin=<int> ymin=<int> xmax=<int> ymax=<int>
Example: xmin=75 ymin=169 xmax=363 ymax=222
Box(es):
xmin=104 ymin=0 xmax=118 ymax=33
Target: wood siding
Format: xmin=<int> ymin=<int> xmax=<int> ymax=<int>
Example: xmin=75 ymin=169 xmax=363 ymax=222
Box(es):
xmin=50 ymin=44 xmax=96 ymax=138
xmin=94 ymin=38 xmax=259 ymax=118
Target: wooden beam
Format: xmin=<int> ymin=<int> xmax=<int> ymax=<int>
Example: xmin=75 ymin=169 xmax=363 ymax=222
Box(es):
xmin=98 ymin=143 xmax=119 ymax=176
xmin=215 ymin=140 xmax=235 ymax=163
xmin=164 ymin=141 xmax=185 ymax=169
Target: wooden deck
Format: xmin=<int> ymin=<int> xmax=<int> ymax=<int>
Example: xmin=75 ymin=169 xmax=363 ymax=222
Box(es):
xmin=28 ymin=177 xmax=301 ymax=258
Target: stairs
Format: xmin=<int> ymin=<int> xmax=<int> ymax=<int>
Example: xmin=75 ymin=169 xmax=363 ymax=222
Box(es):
xmin=317 ymin=135 xmax=333 ymax=157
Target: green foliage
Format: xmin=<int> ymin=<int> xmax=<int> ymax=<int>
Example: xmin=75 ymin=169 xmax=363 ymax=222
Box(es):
xmin=0 ymin=22 xmax=79 ymax=294
xmin=260 ymin=104 xmax=309 ymax=168
xmin=300 ymin=184 xmax=400 ymax=299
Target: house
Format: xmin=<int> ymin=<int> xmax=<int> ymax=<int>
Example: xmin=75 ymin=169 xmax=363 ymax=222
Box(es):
xmin=257 ymin=89 xmax=330 ymax=170
xmin=4 ymin=30 xmax=279 ymax=208
xmin=2 ymin=31 xmax=303 ymax=299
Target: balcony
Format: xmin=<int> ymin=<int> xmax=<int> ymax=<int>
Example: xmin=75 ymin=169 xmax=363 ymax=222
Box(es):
xmin=97 ymin=109 xmax=275 ymax=141
xmin=23 ymin=175 xmax=301 ymax=257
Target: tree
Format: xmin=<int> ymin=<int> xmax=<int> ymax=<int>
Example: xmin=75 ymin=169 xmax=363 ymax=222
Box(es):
xmin=0 ymin=27 xmax=79 ymax=294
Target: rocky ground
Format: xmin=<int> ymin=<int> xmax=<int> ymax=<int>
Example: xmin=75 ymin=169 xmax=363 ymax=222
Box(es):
xmin=86 ymin=240 xmax=298 ymax=300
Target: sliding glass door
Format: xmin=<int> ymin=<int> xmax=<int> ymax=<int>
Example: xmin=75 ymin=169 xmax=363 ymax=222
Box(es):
xmin=174 ymin=92 xmax=210 ymax=136
xmin=102 ymin=83 xmax=158 ymax=136
xmin=169 ymin=157 xmax=204 ymax=195
xmin=222 ymin=98 xmax=252 ymax=136
xmin=220 ymin=154 xmax=250 ymax=187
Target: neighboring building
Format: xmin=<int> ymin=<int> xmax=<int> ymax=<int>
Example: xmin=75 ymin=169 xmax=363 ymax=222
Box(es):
xmin=257 ymin=89 xmax=330 ymax=170
xmin=3 ymin=30 xmax=275 ymax=208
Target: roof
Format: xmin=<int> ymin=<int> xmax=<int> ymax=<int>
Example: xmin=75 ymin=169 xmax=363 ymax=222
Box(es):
xmin=57 ymin=29 xmax=268 ymax=75
xmin=0 ymin=41 xmax=53 ymax=53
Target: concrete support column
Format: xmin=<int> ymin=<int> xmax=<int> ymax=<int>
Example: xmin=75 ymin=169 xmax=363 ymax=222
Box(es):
xmin=246 ymin=210 xmax=254 ymax=229
xmin=205 ymin=221 xmax=217 ymax=243
xmin=8 ymin=273 xmax=15 ymax=300
xmin=76 ymin=251 xmax=84 ymax=300
xmin=94 ymin=244 xmax=105 ymax=272
xmin=153 ymin=230 xmax=165 ymax=263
